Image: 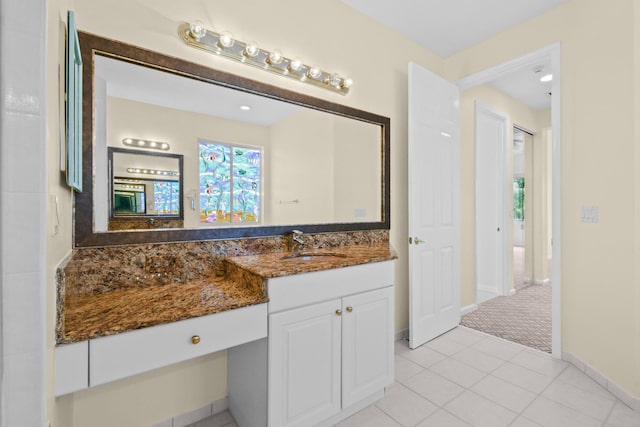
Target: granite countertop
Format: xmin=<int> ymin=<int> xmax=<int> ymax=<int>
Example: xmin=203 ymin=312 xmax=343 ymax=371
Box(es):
xmin=59 ymin=276 xmax=268 ymax=344
xmin=227 ymin=242 xmax=397 ymax=278
xmin=58 ymin=242 xmax=396 ymax=345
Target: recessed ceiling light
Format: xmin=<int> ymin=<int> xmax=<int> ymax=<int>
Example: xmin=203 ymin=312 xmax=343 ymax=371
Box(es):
xmin=540 ymin=74 xmax=553 ymax=82
xmin=240 ymin=105 xmax=251 ymax=111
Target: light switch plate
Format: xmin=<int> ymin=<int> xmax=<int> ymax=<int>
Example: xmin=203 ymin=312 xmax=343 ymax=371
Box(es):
xmin=581 ymin=205 xmax=599 ymax=223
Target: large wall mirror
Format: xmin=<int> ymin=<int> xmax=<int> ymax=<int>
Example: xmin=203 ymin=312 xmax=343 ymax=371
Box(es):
xmin=75 ymin=32 xmax=390 ymax=247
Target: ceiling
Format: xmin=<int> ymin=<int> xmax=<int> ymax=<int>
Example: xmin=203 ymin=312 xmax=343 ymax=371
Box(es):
xmin=95 ymin=56 xmax=302 ymax=127
xmin=341 ymin=0 xmax=565 ymax=110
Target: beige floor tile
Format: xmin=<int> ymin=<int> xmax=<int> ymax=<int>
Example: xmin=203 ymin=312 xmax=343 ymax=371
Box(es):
xmin=510 ymin=350 xmax=568 ymax=377
xmin=442 ymin=327 xmax=485 ymax=346
xmin=399 ymin=345 xmax=447 ymax=368
xmin=374 ymin=383 xmax=438 ymax=426
xmin=428 ymin=358 xmax=486 ymax=388
xmin=509 ymin=416 xmax=544 ymax=427
xmin=394 ymin=355 xmax=424 ymax=382
xmin=335 ymin=405 xmax=401 ymax=427
xmin=425 ymin=335 xmax=468 ymax=356
xmin=555 ymin=365 xmax=612 ymax=398
xmin=471 ymin=337 xmax=524 ymax=360
xmin=491 ymin=362 xmax=554 ymax=393
xmin=471 ymin=375 xmax=537 ymax=413
xmin=400 ymin=370 xmax=464 ymax=406
xmin=606 ymin=401 xmax=640 ymax=427
xmin=415 ymin=409 xmax=471 ymax=427
xmin=451 ymin=347 xmax=506 ymax=373
xmin=542 ymin=380 xmax=616 ymax=421
xmin=522 ymin=396 xmax=602 ymax=427
xmin=444 ymin=390 xmax=517 ymax=427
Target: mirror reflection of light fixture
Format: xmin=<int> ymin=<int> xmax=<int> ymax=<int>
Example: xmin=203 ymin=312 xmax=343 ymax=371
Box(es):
xmin=126 ymin=167 xmax=180 ymax=177
xmin=122 ymin=138 xmax=171 ymax=151
xmin=177 ymin=22 xmax=352 ymax=95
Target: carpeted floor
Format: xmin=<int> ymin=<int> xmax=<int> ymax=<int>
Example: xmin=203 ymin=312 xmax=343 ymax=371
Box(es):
xmin=460 ymin=284 xmax=552 ymax=353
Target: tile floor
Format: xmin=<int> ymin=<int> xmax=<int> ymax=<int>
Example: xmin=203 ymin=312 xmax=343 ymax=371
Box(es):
xmin=190 ymin=327 xmax=640 ymax=427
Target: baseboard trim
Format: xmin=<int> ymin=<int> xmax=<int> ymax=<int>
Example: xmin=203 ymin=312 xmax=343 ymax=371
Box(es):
xmin=534 ymin=279 xmax=551 ymax=285
xmin=461 ymin=304 xmax=477 ymax=316
xmin=150 ymin=397 xmax=228 ymax=427
xmin=562 ymin=351 xmax=640 ymax=412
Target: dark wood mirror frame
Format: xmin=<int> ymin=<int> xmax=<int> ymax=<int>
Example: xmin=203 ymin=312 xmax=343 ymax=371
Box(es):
xmin=75 ymin=31 xmax=390 ymax=247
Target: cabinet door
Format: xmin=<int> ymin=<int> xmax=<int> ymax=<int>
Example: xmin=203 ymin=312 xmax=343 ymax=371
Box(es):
xmin=342 ymin=286 xmax=394 ymax=408
xmin=268 ymin=299 xmax=342 ymax=427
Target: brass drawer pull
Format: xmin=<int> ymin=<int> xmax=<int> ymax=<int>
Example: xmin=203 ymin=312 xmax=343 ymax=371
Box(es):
xmin=191 ymin=335 xmax=201 ymax=344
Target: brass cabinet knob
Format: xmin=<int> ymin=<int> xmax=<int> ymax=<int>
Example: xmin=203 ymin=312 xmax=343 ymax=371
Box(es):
xmin=346 ymin=306 xmax=353 ymax=313
xmin=335 ymin=309 xmax=342 ymax=316
xmin=191 ymin=335 xmax=201 ymax=344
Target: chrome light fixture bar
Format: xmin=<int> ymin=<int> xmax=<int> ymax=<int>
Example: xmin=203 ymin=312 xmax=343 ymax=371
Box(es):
xmin=177 ymin=21 xmax=353 ymax=95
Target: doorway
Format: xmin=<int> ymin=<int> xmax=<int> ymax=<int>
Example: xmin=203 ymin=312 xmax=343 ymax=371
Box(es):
xmin=457 ymin=44 xmax=561 ymax=357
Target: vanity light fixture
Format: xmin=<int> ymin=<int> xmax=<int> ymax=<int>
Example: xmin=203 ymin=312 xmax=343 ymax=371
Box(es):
xmin=126 ymin=168 xmax=180 ymax=177
xmin=177 ymin=21 xmax=352 ymax=95
xmin=122 ymin=138 xmax=171 ymax=151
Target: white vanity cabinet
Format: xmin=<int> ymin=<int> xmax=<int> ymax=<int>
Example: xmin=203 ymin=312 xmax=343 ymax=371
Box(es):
xmin=229 ymin=260 xmax=395 ymax=427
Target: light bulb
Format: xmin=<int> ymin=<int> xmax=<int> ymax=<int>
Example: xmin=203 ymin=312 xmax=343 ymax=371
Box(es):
xmin=308 ymin=67 xmax=322 ymax=79
xmin=218 ymin=31 xmax=234 ymax=48
xmin=268 ymin=50 xmax=283 ymax=65
xmin=328 ymin=74 xmax=342 ymax=87
xmin=342 ymin=77 xmax=353 ymax=89
xmin=137 ymin=140 xmax=145 ymax=146
xmin=244 ymin=41 xmax=260 ymax=57
xmin=189 ymin=21 xmax=207 ymax=40
xmin=160 ymin=143 xmax=169 ymax=150
xmin=289 ymin=58 xmax=303 ymax=72
xmin=123 ymin=138 xmax=133 ymax=145
xmin=149 ymin=141 xmax=157 ymax=148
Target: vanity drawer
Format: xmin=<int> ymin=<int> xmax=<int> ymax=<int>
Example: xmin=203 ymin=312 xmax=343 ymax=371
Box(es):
xmin=267 ymin=261 xmax=394 ymax=313
xmin=89 ymin=303 xmax=267 ymax=387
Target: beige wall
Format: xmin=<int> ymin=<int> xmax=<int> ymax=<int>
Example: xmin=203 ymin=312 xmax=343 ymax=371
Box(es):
xmin=447 ymin=0 xmax=639 ymax=396
xmin=47 ymin=0 xmax=442 ymax=425
xmin=459 ymin=84 xmax=549 ymax=306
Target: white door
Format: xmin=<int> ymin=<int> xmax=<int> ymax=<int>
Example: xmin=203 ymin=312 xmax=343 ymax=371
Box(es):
xmin=408 ymin=62 xmax=461 ymax=349
xmin=268 ymin=299 xmax=341 ymax=427
xmin=475 ymin=102 xmax=511 ymax=300
xmin=342 ymin=287 xmax=394 ymax=408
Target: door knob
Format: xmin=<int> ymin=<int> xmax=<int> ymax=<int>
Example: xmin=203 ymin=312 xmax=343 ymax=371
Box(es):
xmin=335 ymin=309 xmax=342 ymax=316
xmin=191 ymin=335 xmax=201 ymax=344
xmin=346 ymin=306 xmax=353 ymax=313
xmin=414 ymin=237 xmax=425 ymax=244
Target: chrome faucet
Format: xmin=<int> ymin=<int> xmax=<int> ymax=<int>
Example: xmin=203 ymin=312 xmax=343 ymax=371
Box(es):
xmin=287 ymin=230 xmax=305 ymax=256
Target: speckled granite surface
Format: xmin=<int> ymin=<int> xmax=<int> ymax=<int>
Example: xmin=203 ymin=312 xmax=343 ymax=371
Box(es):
xmin=56 ymin=230 xmax=391 ymax=344
xmin=226 ymin=243 xmax=397 ymax=278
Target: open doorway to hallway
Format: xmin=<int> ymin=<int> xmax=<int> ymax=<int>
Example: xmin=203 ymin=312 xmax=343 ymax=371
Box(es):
xmin=459 ymin=51 xmax=556 ymax=354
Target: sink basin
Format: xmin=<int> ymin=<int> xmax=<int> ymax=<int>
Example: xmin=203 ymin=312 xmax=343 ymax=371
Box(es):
xmin=281 ymin=252 xmax=348 ymax=261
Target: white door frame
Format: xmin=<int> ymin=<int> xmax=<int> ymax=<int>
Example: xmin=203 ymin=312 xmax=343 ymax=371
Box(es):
xmin=474 ymin=102 xmax=512 ymax=300
xmin=456 ymin=43 xmax=562 ymax=358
